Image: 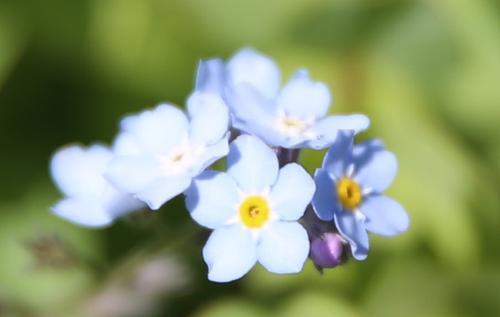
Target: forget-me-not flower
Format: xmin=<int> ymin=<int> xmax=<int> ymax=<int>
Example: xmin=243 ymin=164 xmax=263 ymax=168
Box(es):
xmin=185 ymin=135 xmax=315 ymax=282
xmin=51 ymin=145 xmax=144 ymax=227
xmin=196 ymin=48 xmax=370 ymax=149
xmin=312 ymin=132 xmax=409 ymax=260
xmin=105 ymin=94 xmax=230 ymax=210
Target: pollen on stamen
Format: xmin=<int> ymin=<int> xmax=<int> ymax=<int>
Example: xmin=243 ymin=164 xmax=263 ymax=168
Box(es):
xmin=172 ymin=153 xmax=184 ymax=162
xmin=159 ymin=141 xmax=202 ymax=175
xmin=239 ymin=196 xmax=270 ymax=228
xmin=336 ymin=178 xmax=362 ymax=210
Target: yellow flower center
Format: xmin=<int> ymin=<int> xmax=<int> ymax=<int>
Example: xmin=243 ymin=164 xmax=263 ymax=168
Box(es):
xmin=337 ymin=178 xmax=362 ymax=210
xmin=172 ymin=153 xmax=184 ymax=162
xmin=239 ymin=196 xmax=270 ymax=228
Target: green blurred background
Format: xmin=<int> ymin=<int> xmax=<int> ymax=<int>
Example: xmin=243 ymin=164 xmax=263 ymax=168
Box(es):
xmin=1 ymin=0 xmax=500 ymax=316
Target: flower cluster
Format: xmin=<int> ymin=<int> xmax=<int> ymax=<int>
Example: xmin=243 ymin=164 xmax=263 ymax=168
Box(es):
xmin=50 ymin=48 xmax=409 ymax=282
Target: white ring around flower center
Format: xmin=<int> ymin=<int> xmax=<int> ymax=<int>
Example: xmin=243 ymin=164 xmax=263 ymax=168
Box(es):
xmin=158 ymin=139 xmax=202 ymax=175
xmin=275 ymin=114 xmax=314 ymax=138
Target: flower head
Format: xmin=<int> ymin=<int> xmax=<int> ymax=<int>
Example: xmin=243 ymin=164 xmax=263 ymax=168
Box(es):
xmin=185 ymin=135 xmax=316 ymax=282
xmin=105 ymin=95 xmax=230 ymax=210
xmin=312 ymin=132 xmax=409 ymax=260
xmin=197 ymin=48 xmax=370 ymax=149
xmin=50 ymin=145 xmax=143 ymax=227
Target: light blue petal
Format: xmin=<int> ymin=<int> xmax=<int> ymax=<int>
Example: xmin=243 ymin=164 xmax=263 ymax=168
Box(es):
xmin=321 ymin=131 xmax=354 ymax=179
xmin=185 ymin=171 xmax=240 ymax=229
xmin=308 ymin=114 xmax=370 ymax=149
xmin=51 ymin=145 xmax=112 ymax=199
xmin=269 ymin=163 xmax=315 ymax=221
xmin=187 ymin=91 xmax=229 ymax=145
xmin=135 ymin=175 xmax=192 ymax=210
xmin=334 ymin=211 xmax=369 ymax=260
xmin=350 ymin=139 xmax=385 ymax=167
xmin=360 ymin=195 xmax=409 ymax=236
xmin=52 ymin=198 xmax=113 ymax=228
xmin=312 ymin=168 xmax=342 ymax=221
xmin=225 ymin=83 xmax=275 ymax=127
xmin=106 ymin=193 xmax=145 ymax=219
xmin=120 ymin=104 xmax=189 ymax=155
xmin=227 ymin=48 xmax=280 ymax=99
xmin=354 ymin=149 xmax=398 ymax=193
xmin=234 ymin=119 xmax=291 ymax=148
xmin=227 ymin=135 xmax=279 ymax=193
xmin=258 ymin=221 xmax=310 ymax=274
xmin=203 ymin=225 xmax=257 ymax=283
xmin=226 ymin=84 xmax=312 ymax=148
xmin=190 ymin=133 xmax=230 ymax=176
xmin=316 ymin=114 xmax=370 ymax=133
xmin=237 ymin=121 xmax=301 ymax=148
xmin=276 ymin=69 xmax=331 ymax=119
xmin=195 ymin=58 xmax=225 ymax=94
xmin=105 ymin=156 xmax=160 ymax=194
xmin=353 ymin=139 xmax=385 ymax=153
xmin=112 ymin=132 xmax=143 ymax=156
xmin=225 ymin=83 xmax=305 ymax=148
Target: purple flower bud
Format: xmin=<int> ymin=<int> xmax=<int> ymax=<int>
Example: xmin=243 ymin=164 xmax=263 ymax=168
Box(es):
xmin=310 ymin=233 xmax=344 ymax=269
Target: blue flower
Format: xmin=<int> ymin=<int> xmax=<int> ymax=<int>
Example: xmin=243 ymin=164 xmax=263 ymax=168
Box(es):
xmin=312 ymin=132 xmax=409 ymax=260
xmin=185 ymin=135 xmax=316 ymax=282
xmin=105 ymin=95 xmax=230 ymax=210
xmin=196 ymin=48 xmax=370 ymax=149
xmin=50 ymin=145 xmax=144 ymax=228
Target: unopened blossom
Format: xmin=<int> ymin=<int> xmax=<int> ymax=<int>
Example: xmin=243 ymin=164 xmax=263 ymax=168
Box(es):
xmin=310 ymin=232 xmax=345 ymax=269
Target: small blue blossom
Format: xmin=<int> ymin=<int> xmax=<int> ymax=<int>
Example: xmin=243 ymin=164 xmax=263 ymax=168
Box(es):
xmin=105 ymin=96 xmax=230 ymax=210
xmin=196 ymin=48 xmax=370 ymax=149
xmin=312 ymin=132 xmax=409 ymax=260
xmin=185 ymin=135 xmax=316 ymax=282
xmin=51 ymin=145 xmax=144 ymax=228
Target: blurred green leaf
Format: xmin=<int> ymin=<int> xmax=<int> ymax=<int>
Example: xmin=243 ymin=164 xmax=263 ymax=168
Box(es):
xmin=0 ymin=183 xmax=102 ymax=314
xmin=278 ymin=291 xmax=358 ymax=317
xmin=436 ymin=0 xmax=500 ymax=142
xmin=244 ymin=261 xmax=360 ymax=299
xmin=191 ymin=298 xmax=268 ymax=317
xmin=361 ymin=58 xmax=481 ymax=269
xmin=182 ymin=0 xmax=327 ymax=47
xmin=455 ymin=268 xmax=500 ymax=316
xmin=289 ymin=0 xmax=413 ymax=52
xmin=367 ymin=2 xmax=457 ymax=87
xmin=0 ymin=9 xmax=27 ymax=92
xmin=87 ymin=0 xmax=195 ymax=100
xmin=362 ymin=259 xmax=459 ymax=317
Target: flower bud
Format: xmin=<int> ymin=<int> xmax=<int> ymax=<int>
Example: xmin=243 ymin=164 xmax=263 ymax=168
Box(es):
xmin=310 ymin=233 xmax=344 ymax=269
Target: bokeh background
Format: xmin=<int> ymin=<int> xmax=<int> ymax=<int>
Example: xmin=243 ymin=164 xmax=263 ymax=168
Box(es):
xmin=1 ymin=0 xmax=500 ymax=316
